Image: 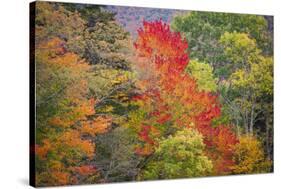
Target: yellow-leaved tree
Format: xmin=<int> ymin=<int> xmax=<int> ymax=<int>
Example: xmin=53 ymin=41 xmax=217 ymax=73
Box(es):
xmin=231 ymin=136 xmax=272 ymax=174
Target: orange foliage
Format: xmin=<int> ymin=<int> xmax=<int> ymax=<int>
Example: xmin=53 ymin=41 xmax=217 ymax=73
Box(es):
xmin=58 ymin=130 xmax=95 ymax=158
xmin=197 ymin=125 xmax=238 ymax=174
xmin=35 ymin=38 xmax=111 ymax=185
xmin=135 ymin=143 xmax=155 ymax=156
xmin=133 ymin=20 xmax=238 ymax=174
xmin=52 ymin=171 xmax=70 ymax=185
xmin=37 ymin=37 xmax=66 ymax=56
xmin=71 ymin=165 xmax=97 ymax=176
xmin=81 ymin=116 xmax=111 ymax=136
xmin=35 ymin=139 xmax=51 ymax=159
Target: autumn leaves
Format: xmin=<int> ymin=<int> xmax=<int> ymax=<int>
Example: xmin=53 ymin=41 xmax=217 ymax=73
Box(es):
xmin=131 ymin=21 xmax=238 ymax=176
xmin=35 ymin=38 xmax=111 ymax=185
xmin=34 ymin=2 xmax=273 ymax=186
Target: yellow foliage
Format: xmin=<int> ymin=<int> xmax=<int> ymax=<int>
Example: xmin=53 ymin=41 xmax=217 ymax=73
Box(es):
xmin=231 ymin=135 xmax=272 ymax=174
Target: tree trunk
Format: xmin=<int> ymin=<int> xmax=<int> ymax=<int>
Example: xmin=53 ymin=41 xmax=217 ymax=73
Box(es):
xmin=249 ymin=103 xmax=255 ymax=135
xmin=235 ymin=119 xmax=240 ymax=137
xmin=244 ymin=111 xmax=249 ymax=135
xmin=265 ymin=114 xmax=271 ymax=159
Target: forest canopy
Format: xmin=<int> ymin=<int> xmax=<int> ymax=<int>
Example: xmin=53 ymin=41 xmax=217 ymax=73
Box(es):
xmin=33 ymin=2 xmax=273 ymax=187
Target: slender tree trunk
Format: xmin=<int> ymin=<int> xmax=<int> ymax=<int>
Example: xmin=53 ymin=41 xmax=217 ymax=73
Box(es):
xmin=265 ymin=114 xmax=271 ymax=159
xmin=244 ymin=122 xmax=248 ymax=135
xmin=244 ymin=111 xmax=249 ymax=135
xmin=235 ymin=119 xmax=240 ymax=137
xmin=249 ymin=103 xmax=255 ymax=135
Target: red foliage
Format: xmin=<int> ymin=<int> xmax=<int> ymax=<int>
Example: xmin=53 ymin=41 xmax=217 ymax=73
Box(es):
xmin=156 ymin=114 xmax=172 ymax=124
xmin=133 ymin=20 xmax=238 ymax=174
xmin=134 ymin=20 xmax=189 ymax=74
xmin=197 ymin=124 xmax=239 ymax=174
xmin=138 ymin=125 xmax=155 ymax=145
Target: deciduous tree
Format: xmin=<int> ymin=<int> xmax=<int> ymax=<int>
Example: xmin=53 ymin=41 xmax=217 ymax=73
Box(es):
xmin=130 ymin=20 xmax=238 ymax=175
xmin=139 ymin=128 xmax=213 ymax=179
xmin=171 ymin=12 xmax=272 ymax=77
xmin=231 ymin=136 xmax=272 ymax=174
xmin=35 ymin=38 xmax=111 ymax=186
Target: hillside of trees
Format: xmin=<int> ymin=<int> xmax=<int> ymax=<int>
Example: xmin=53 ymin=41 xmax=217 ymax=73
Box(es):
xmin=33 ymin=2 xmax=273 ymax=187
xmin=105 ymin=5 xmax=187 ymax=37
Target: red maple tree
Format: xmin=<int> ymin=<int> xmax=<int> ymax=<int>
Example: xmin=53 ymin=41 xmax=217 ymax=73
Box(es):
xmin=133 ymin=20 xmax=238 ymax=174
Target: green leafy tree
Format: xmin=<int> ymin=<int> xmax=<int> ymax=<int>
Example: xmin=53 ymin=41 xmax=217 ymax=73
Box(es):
xmin=186 ymin=60 xmax=218 ymax=92
xmin=171 ymin=12 xmax=272 ymax=77
xmin=220 ymin=32 xmax=273 ymax=135
xmin=219 ymin=32 xmax=273 ymax=159
xmin=83 ymin=21 xmax=132 ymax=69
xmin=139 ymin=128 xmax=213 ymax=179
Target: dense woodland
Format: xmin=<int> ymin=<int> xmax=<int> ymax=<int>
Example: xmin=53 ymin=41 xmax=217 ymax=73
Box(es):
xmin=33 ymin=2 xmax=273 ymax=186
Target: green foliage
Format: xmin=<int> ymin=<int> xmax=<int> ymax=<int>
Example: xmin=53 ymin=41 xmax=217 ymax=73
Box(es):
xmin=171 ymin=12 xmax=272 ymax=77
xmin=62 ymin=3 xmax=115 ymax=27
xmin=139 ymin=128 xmax=213 ymax=179
xmin=220 ymin=32 xmax=261 ymax=69
xmin=220 ymin=31 xmax=273 ymax=135
xmin=230 ymin=56 xmax=273 ymax=97
xmin=186 ymin=60 xmax=218 ymax=92
xmin=83 ymin=21 xmax=132 ymax=69
xmin=87 ymin=65 xmax=135 ymax=115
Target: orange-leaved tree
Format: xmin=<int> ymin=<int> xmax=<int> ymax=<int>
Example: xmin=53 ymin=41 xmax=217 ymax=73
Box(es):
xmin=35 ymin=38 xmax=111 ymax=186
xmin=129 ymin=20 xmax=238 ymax=175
